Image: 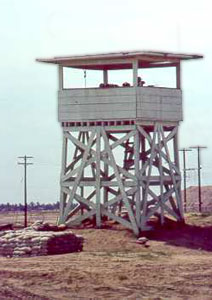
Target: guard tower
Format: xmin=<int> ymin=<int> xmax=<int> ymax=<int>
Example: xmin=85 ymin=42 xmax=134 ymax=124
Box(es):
xmin=37 ymin=51 xmax=203 ymax=235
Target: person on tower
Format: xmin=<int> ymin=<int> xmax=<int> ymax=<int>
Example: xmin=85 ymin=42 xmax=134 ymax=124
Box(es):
xmin=137 ymin=76 xmax=145 ymax=87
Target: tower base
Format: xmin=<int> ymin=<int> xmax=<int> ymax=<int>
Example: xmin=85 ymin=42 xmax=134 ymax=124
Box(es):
xmin=58 ymin=122 xmax=184 ymax=236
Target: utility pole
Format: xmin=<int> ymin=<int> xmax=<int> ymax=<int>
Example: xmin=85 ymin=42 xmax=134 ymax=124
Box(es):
xmin=179 ymin=148 xmax=192 ymax=212
xmin=18 ymin=155 xmax=33 ymax=227
xmin=189 ymin=146 xmax=207 ymax=212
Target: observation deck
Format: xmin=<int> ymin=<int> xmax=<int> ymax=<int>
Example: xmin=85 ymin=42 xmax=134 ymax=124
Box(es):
xmin=37 ymin=50 xmax=202 ymax=126
xmin=58 ymin=86 xmax=182 ymax=124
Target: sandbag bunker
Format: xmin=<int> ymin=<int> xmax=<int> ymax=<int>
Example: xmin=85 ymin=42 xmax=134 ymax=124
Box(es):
xmin=0 ymin=222 xmax=84 ymax=257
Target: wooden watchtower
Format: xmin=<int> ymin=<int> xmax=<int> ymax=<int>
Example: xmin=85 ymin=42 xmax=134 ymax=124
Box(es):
xmin=37 ymin=51 xmax=203 ymax=235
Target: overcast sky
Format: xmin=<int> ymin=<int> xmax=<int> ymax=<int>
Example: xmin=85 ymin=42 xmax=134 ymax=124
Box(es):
xmin=0 ymin=0 xmax=211 ymax=204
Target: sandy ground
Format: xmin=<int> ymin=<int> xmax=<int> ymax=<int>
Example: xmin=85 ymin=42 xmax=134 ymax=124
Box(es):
xmin=0 ymin=212 xmax=212 ymax=300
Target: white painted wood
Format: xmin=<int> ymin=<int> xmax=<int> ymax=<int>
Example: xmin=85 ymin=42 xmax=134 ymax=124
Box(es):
xmin=59 ymin=124 xmax=183 ymax=235
xmin=176 ymin=63 xmax=181 ymax=89
xmin=60 ymin=103 xmax=136 ymax=114
xmin=173 ymin=128 xmax=184 ymax=218
xmin=102 ymin=157 xmax=136 ymax=181
xmin=59 ymin=57 xmax=134 ymax=68
xmin=63 ymin=187 xmax=95 ymax=209
xmin=134 ymin=130 xmax=141 ymax=225
xmin=140 ymin=124 xmax=157 ymax=229
xmin=60 ymin=95 xmax=136 ymax=105
xmin=38 ymin=50 xmax=203 ymax=67
xmin=137 ymin=87 xmax=182 ymax=97
xmin=58 ymin=135 xmax=67 ymax=223
xmin=102 ymin=209 xmax=133 ymax=230
xmin=157 ymin=126 xmax=164 ymax=225
xmin=66 ymin=208 xmax=97 ymax=226
xmin=62 ymin=125 xmax=136 ymax=132
xmin=59 ymin=87 xmax=136 ymax=97
xmin=101 ymin=128 xmax=139 ymax=236
xmin=58 ymin=87 xmax=182 ymax=122
xmin=62 ymin=156 xmax=96 ymax=181
xmin=58 ymin=65 xmax=63 ymax=90
xmin=133 ymin=60 xmax=138 ymax=87
xmin=103 ymin=70 xmax=108 ymax=84
xmin=160 ymin=125 xmax=181 ymax=213
xmin=104 ymin=187 xmax=137 ymax=208
xmin=63 ymin=130 xmax=96 ymax=219
xmin=62 ymin=180 xmax=136 ymax=187
xmin=95 ymin=128 xmax=101 ymax=227
xmin=140 ymin=175 xmax=181 ymax=182
xmin=110 ymin=131 xmax=136 ymax=149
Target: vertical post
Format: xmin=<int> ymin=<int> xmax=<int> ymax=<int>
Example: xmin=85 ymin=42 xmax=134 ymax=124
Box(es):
xmin=24 ymin=156 xmax=27 ymax=228
xmin=58 ymin=65 xmax=63 ymax=90
xmin=103 ymin=70 xmax=108 ymax=85
xmin=59 ymin=135 xmax=67 ymax=222
xmin=190 ymin=146 xmax=207 ymax=213
xmin=179 ymin=148 xmax=192 ymax=213
xmin=84 ymin=70 xmax=87 ymax=88
xmin=18 ymin=155 xmax=33 ymax=228
xmin=96 ymin=128 xmax=101 ymax=228
xmin=176 ymin=62 xmax=181 ymax=89
xmin=173 ymin=127 xmax=184 ymax=219
xmin=183 ymin=150 xmax=187 ymax=212
xmin=141 ymin=133 xmax=146 ymax=207
xmin=81 ymin=132 xmax=85 ymax=215
xmin=133 ymin=60 xmax=138 ymax=87
xmin=134 ymin=128 xmax=141 ymax=227
xmin=197 ymin=147 xmax=201 ymax=212
xmin=103 ymin=151 xmax=109 ymax=205
xmin=173 ymin=127 xmax=180 ymax=168
xmin=158 ymin=125 xmax=164 ymax=225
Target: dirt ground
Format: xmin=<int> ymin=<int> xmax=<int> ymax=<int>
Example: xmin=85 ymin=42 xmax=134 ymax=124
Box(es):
xmin=0 ymin=212 xmax=212 ymax=300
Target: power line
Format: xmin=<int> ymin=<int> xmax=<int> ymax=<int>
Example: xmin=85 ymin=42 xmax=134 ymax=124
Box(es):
xmin=189 ymin=146 xmax=207 ymax=212
xmin=17 ymin=155 xmax=33 ymax=227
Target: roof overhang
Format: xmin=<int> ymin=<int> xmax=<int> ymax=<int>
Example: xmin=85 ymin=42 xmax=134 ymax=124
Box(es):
xmin=36 ymin=50 xmax=203 ymax=70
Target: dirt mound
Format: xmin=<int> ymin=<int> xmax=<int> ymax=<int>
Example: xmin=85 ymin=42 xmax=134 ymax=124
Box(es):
xmin=183 ymin=185 xmax=212 ymax=212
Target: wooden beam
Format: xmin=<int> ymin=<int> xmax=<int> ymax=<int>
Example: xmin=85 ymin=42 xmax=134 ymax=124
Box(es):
xmin=102 ymin=209 xmax=133 ymax=230
xmin=66 ymin=208 xmax=97 ymax=226
xmin=140 ymin=62 xmax=177 ymax=69
xmin=133 ymin=60 xmax=138 ymax=87
xmin=176 ymin=62 xmax=181 ymax=89
xmin=63 ymin=130 xmax=96 ymax=219
xmin=58 ymin=65 xmax=63 ymax=90
xmin=95 ymin=128 xmax=101 ymax=227
xmin=159 ymin=125 xmax=182 ymax=219
xmin=58 ymin=135 xmax=67 ymax=223
xmin=134 ymin=129 xmax=141 ymax=226
xmin=104 ymin=187 xmax=137 ymax=208
xmin=101 ymin=127 xmax=139 ymax=236
xmin=140 ymin=124 xmax=157 ymax=229
xmin=103 ymin=70 xmax=108 ymax=84
xmin=157 ymin=126 xmax=164 ymax=225
xmin=110 ymin=130 xmax=136 ymax=150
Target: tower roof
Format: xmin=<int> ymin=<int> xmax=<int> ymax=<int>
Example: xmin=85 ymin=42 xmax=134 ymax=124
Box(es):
xmin=36 ymin=50 xmax=203 ymax=70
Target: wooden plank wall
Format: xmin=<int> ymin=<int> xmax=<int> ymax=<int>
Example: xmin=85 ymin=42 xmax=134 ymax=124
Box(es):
xmin=136 ymin=87 xmax=182 ymax=121
xmin=58 ymin=87 xmax=182 ymax=122
xmin=58 ymin=88 xmax=136 ymax=121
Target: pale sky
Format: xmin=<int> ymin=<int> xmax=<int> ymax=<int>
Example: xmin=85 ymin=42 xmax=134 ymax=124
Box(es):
xmin=0 ymin=0 xmax=211 ymax=204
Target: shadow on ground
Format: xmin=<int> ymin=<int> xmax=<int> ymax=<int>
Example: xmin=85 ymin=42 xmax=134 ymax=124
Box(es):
xmin=145 ymin=216 xmax=212 ymax=251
